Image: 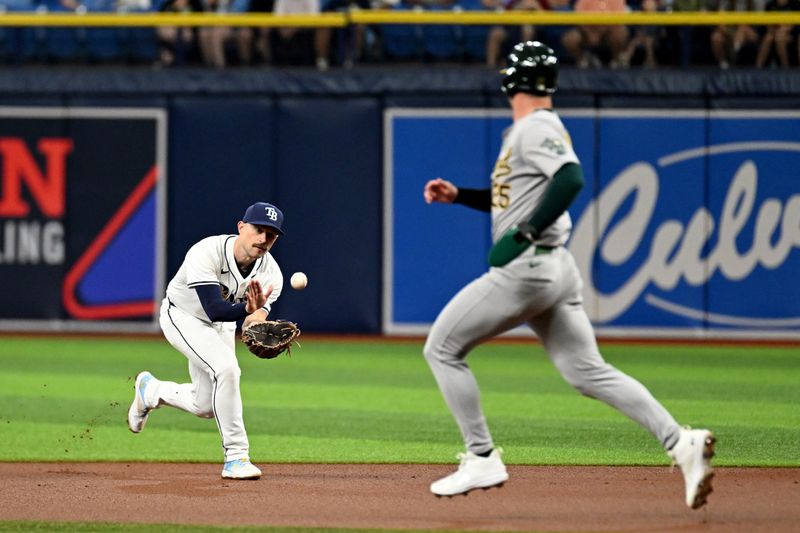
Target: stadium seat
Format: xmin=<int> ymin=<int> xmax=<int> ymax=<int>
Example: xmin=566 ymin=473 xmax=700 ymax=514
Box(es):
xmin=84 ymin=0 xmax=121 ymax=62
xmin=0 ymin=13 xmax=13 ymax=62
xmin=124 ymin=27 xmax=159 ymax=64
xmin=0 ymin=0 xmax=36 ymax=64
xmin=380 ymin=8 xmax=423 ymax=61
xmin=422 ymin=6 xmax=463 ymax=61
xmin=41 ymin=0 xmax=85 ymax=63
xmin=114 ymin=0 xmax=159 ymax=64
xmin=461 ymin=25 xmax=489 ymax=62
xmin=459 ymin=0 xmax=489 ymax=63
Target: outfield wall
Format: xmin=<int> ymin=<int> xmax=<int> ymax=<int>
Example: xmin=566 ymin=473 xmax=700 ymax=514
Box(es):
xmin=0 ymin=67 xmax=798 ymax=338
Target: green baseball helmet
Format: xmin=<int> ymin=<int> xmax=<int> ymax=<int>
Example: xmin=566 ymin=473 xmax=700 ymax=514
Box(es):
xmin=501 ymin=41 xmax=559 ymax=97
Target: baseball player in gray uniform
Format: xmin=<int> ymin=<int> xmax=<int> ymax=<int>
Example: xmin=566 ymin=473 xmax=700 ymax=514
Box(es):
xmin=422 ymin=41 xmax=716 ymax=509
xmin=127 ymin=202 xmax=285 ymax=480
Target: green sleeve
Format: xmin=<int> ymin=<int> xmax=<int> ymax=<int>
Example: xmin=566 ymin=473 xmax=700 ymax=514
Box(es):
xmin=487 ymin=162 xmax=585 ymax=268
xmin=527 ymin=162 xmax=585 ymax=235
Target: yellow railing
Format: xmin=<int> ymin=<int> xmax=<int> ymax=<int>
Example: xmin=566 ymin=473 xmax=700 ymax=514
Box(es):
xmin=0 ymin=10 xmax=799 ymax=28
xmin=0 ymin=12 xmax=347 ymax=27
xmin=351 ymin=10 xmax=800 ymax=26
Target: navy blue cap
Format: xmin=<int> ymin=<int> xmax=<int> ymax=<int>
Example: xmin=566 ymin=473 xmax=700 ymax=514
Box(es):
xmin=242 ymin=202 xmax=284 ymax=235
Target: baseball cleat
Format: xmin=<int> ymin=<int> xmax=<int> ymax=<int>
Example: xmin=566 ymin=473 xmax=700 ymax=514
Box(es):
xmin=668 ymin=427 xmax=716 ymax=509
xmin=430 ymin=448 xmax=509 ymax=497
xmin=222 ymin=459 xmax=262 ymax=480
xmin=127 ymin=371 xmax=155 ymax=434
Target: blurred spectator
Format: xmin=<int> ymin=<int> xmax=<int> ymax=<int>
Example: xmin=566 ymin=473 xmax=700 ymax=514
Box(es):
xmin=157 ymin=0 xmax=204 ymax=66
xmin=272 ymin=0 xmax=321 ymax=66
xmin=56 ymin=0 xmax=82 ymax=9
xmin=620 ymin=0 xmax=660 ymax=66
xmin=316 ymin=0 xmax=372 ymax=70
xmin=482 ymin=0 xmax=541 ymax=68
xmin=669 ymin=0 xmax=715 ymax=66
xmin=710 ymin=0 xmax=765 ymax=68
xmin=543 ymin=0 xmax=573 ymax=57
xmin=755 ymin=0 xmax=799 ymax=67
xmin=117 ymin=0 xmax=152 ymax=9
xmin=238 ymin=0 xmax=274 ymax=65
xmin=199 ymin=0 xmax=233 ymax=68
xmin=403 ymin=0 xmax=455 ymax=5
xmin=561 ymin=0 xmax=630 ymax=67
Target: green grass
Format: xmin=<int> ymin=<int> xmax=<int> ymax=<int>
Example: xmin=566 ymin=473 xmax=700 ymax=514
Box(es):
xmin=0 ymin=336 xmax=797 ymax=466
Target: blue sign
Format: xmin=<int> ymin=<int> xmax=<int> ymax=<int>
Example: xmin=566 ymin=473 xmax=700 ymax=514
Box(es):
xmin=385 ymin=109 xmax=800 ymax=339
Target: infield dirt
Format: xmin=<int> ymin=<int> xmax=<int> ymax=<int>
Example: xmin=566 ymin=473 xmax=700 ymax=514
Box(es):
xmin=0 ymin=463 xmax=797 ymax=531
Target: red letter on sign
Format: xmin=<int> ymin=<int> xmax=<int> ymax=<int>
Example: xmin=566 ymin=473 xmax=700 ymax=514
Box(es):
xmin=0 ymin=137 xmax=74 ymax=218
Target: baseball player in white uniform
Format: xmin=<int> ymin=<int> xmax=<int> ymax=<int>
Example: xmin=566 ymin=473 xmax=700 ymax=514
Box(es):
xmin=127 ymin=202 xmax=286 ymax=480
xmin=422 ymin=41 xmax=716 ymax=509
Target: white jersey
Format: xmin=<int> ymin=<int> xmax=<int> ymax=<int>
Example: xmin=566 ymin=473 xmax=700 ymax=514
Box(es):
xmin=490 ymin=109 xmax=579 ymax=246
xmin=165 ymin=234 xmax=283 ymax=323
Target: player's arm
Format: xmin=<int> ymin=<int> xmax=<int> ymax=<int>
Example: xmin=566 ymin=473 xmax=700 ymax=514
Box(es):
xmin=523 ymin=162 xmax=584 ymax=237
xmin=194 ymin=284 xmax=248 ymax=322
xmin=488 ymin=162 xmax=584 ymax=267
xmin=194 ymin=280 xmax=271 ymax=323
xmin=454 ymin=187 xmax=491 ymax=212
xmin=423 ymin=177 xmax=491 ymax=212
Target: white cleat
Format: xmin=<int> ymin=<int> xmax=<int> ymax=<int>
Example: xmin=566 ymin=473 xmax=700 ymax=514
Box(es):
xmin=127 ymin=371 xmax=156 ymax=434
xmin=668 ymin=427 xmax=716 ymax=509
xmin=221 ymin=459 xmax=262 ymax=480
xmin=431 ymin=448 xmax=509 ymax=497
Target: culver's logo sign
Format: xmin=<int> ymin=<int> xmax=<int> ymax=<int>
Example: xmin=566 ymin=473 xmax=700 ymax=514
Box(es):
xmin=569 ymin=139 xmax=800 ymax=330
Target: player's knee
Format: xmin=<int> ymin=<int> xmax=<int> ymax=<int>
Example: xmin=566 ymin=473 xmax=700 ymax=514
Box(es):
xmin=423 ymin=336 xmax=440 ymax=362
xmin=214 ymin=363 xmax=241 ymax=383
xmin=559 ymin=368 xmax=589 ymax=395
xmin=195 ymin=400 xmax=214 ymax=419
xmin=553 ymin=358 xmax=601 ymax=397
xmin=423 ymin=337 xmax=455 ymax=365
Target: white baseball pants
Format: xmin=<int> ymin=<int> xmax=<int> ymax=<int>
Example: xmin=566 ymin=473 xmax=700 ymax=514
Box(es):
xmin=156 ymin=299 xmax=250 ymax=462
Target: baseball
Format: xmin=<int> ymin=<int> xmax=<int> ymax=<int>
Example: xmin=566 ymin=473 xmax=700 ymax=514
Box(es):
xmin=290 ymin=272 xmax=308 ymax=290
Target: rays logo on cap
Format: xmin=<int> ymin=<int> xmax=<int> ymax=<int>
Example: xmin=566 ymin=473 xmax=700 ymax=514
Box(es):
xmin=242 ymin=201 xmax=285 ymax=235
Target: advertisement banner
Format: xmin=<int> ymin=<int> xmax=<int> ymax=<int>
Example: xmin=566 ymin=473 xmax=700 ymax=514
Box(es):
xmin=0 ymin=107 xmax=167 ymax=332
xmin=384 ymin=109 xmax=800 ymax=339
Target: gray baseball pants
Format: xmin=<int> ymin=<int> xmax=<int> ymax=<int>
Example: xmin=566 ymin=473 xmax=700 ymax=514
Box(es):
xmin=423 ymin=246 xmax=682 ymax=455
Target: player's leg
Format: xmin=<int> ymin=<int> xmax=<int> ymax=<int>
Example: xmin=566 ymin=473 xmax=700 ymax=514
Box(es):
xmin=154 ymin=319 xmax=239 ymax=418
xmin=423 ymin=254 xmax=562 ymax=496
xmin=528 ymin=249 xmax=714 ymax=508
xmin=139 ymin=302 xmax=219 ymax=418
xmin=158 ymin=303 xmax=251 ymax=465
xmin=159 ymin=307 xmax=261 ymax=479
xmin=530 ymin=293 xmax=681 ymax=448
xmin=424 ymin=274 xmax=522 ymax=454
xmin=423 ymin=275 xmax=510 ymax=496
xmin=149 ymin=359 xmax=214 ymax=418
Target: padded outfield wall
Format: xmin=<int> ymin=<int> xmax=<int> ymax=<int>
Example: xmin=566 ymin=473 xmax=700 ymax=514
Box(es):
xmin=0 ymin=67 xmax=798 ymax=338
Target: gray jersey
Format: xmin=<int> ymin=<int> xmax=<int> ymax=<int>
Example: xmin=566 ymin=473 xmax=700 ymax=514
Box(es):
xmin=165 ymin=234 xmax=283 ymax=323
xmin=490 ymin=109 xmax=579 ymax=246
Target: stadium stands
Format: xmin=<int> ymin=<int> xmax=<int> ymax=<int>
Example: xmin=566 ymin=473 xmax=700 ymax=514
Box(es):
xmin=0 ymin=1 xmax=797 ymax=68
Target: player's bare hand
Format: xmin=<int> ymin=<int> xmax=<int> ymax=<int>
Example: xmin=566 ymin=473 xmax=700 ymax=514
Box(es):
xmin=245 ymin=280 xmax=271 ymax=314
xmin=424 ymin=178 xmax=458 ymax=204
xmin=242 ymin=309 xmax=268 ymax=329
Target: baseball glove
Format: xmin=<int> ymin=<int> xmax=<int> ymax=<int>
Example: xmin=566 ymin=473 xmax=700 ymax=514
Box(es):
xmin=241 ymin=320 xmax=301 ymax=359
